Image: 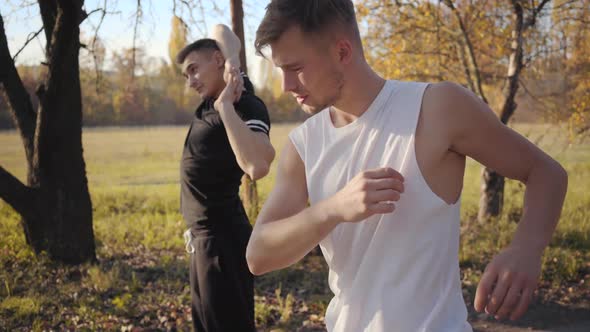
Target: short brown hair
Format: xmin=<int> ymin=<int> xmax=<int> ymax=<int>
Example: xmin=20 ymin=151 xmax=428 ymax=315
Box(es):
xmin=255 ymin=0 xmax=361 ymax=56
xmin=175 ymin=38 xmax=220 ymax=64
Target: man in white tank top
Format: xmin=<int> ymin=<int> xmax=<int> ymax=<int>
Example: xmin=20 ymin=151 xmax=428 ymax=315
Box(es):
xmin=247 ymin=1 xmax=568 ymax=331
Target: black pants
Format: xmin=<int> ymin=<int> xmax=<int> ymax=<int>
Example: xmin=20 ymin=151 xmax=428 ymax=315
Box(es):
xmin=188 ymin=219 xmax=255 ymax=332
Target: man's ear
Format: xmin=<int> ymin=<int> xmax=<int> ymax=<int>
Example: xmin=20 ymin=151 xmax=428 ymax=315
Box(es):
xmin=335 ymin=39 xmax=353 ymax=65
xmin=213 ymin=50 xmax=226 ymax=68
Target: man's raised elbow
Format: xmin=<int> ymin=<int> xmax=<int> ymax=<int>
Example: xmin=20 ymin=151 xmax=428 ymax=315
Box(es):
xmin=246 ymin=259 xmax=266 ymax=276
xmin=247 ymin=162 xmax=270 ymax=181
xmin=245 ymin=247 xmax=268 ymax=276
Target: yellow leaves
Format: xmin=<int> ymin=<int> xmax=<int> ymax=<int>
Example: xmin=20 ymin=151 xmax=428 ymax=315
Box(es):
xmin=112 ymin=91 xmax=124 ymax=116
xmin=569 ymin=114 xmax=586 ymax=142
xmin=359 ymin=0 xmax=590 ymax=138
xmin=257 ymin=58 xmax=284 ymax=100
xmin=355 ymin=3 xmax=370 ymax=17
xmin=559 ymin=2 xmax=590 ymax=139
xmin=168 ymin=16 xmax=188 ymax=72
xmin=570 ymin=111 xmax=585 ymax=125
xmin=112 ymin=293 xmax=132 ymax=311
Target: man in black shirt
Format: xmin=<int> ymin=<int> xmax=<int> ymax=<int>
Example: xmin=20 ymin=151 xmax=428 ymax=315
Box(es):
xmin=175 ymin=25 xmax=274 ymax=332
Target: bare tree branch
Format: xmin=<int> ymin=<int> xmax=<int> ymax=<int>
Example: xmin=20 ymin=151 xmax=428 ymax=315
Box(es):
xmin=173 ymin=0 xmax=212 ymax=38
xmin=86 ymin=7 xmax=104 ymax=17
xmin=524 ymin=45 xmax=568 ymax=67
xmin=87 ymin=0 xmax=108 ymax=93
xmin=12 ymin=26 xmax=43 ymax=61
xmin=518 ymin=77 xmax=551 ymax=109
xmin=0 ymin=166 xmax=36 ymax=221
xmin=523 ymin=0 xmax=550 ymax=30
xmin=0 ymin=12 xmax=36 ymax=167
xmin=436 ymin=0 xmax=443 ymax=79
xmin=455 ymin=40 xmax=477 ymax=92
xmin=131 ymin=0 xmax=142 ymax=83
xmin=442 ymin=0 xmax=489 ymax=103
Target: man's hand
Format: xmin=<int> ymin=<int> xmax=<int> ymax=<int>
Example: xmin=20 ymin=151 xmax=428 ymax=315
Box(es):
xmin=214 ymin=66 xmax=244 ymax=110
xmin=223 ymin=58 xmax=240 ymax=84
xmin=474 ymin=245 xmax=542 ymax=321
xmin=326 ymin=167 xmax=404 ymax=223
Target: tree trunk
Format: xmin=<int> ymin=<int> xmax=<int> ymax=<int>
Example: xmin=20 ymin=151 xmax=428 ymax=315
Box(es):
xmin=230 ymin=0 xmax=259 ymax=219
xmin=0 ymin=0 xmax=96 ymax=264
xmin=230 ymin=0 xmax=247 ymax=76
xmin=478 ymin=167 xmax=505 ymax=222
xmin=478 ymin=1 xmax=525 ymax=223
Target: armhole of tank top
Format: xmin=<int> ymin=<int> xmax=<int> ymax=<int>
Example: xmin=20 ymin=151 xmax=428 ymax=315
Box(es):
xmin=410 ymin=83 xmax=430 ymax=138
xmin=407 ymin=82 xmax=429 ymax=174
xmin=408 ymin=83 xmax=459 ymax=207
xmin=288 ymin=126 xmax=305 ymax=165
xmin=411 ymin=83 xmax=461 ymax=206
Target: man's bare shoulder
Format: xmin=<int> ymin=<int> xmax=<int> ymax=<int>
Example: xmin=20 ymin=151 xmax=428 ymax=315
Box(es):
xmin=421 ymin=81 xmax=492 ymax=133
xmin=422 ymin=81 xmax=468 ymax=114
xmin=417 ymin=81 xmax=467 ymax=142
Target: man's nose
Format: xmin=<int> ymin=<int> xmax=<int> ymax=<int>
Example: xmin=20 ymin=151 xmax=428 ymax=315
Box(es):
xmin=282 ymin=71 xmax=297 ymax=93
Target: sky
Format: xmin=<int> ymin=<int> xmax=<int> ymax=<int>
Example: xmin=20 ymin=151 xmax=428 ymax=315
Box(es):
xmin=0 ymin=0 xmax=271 ymax=87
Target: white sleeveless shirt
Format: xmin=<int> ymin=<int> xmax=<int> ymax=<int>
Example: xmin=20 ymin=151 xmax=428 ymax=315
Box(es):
xmin=289 ymin=80 xmax=472 ymax=332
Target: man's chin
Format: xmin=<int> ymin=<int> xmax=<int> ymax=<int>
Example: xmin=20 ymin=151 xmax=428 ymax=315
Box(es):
xmin=301 ymin=103 xmax=325 ymax=115
xmin=197 ymin=90 xmax=212 ymax=99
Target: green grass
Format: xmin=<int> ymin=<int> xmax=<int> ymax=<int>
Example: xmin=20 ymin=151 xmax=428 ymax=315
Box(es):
xmin=0 ymin=123 xmax=588 ymax=330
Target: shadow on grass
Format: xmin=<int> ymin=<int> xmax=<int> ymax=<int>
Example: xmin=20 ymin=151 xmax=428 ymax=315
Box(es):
xmin=254 ymin=249 xmax=331 ymax=331
xmin=0 ymin=248 xmax=193 ymax=331
xmin=470 ymin=302 xmax=590 ymax=332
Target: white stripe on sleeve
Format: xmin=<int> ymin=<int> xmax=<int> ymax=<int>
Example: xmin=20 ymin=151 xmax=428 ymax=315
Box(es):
xmin=245 ymin=119 xmax=269 ymax=132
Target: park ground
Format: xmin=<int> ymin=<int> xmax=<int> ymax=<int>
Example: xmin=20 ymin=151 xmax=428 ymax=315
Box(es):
xmin=0 ymin=124 xmax=588 ymax=331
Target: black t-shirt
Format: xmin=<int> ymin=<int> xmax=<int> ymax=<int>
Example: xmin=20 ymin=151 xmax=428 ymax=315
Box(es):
xmin=180 ymin=76 xmax=270 ymax=226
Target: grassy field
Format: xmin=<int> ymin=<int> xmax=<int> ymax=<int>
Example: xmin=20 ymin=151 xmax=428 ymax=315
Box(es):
xmin=0 ymin=123 xmax=588 ymax=331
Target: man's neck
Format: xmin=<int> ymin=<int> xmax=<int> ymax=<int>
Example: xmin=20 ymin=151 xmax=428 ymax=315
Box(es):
xmin=331 ymin=64 xmax=386 ymax=125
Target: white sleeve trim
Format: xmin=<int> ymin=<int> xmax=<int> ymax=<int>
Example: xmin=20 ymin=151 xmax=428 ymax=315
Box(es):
xmin=245 ymin=119 xmax=270 ymax=132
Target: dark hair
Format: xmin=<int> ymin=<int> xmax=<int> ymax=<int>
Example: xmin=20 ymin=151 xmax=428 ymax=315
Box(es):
xmin=255 ymin=0 xmax=360 ymax=56
xmin=175 ymin=38 xmax=220 ymax=64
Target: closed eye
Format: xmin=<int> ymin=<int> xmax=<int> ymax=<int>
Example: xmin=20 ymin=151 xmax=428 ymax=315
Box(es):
xmin=186 ymin=64 xmax=198 ymax=75
xmin=281 ymin=63 xmax=303 ymax=73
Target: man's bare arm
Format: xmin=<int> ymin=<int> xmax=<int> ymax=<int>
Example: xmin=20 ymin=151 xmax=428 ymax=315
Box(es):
xmin=209 ymin=24 xmax=241 ymax=81
xmin=214 ymin=70 xmax=274 ymax=180
xmin=210 ymin=24 xmax=274 ymax=180
xmin=424 ymin=82 xmax=568 ymax=321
